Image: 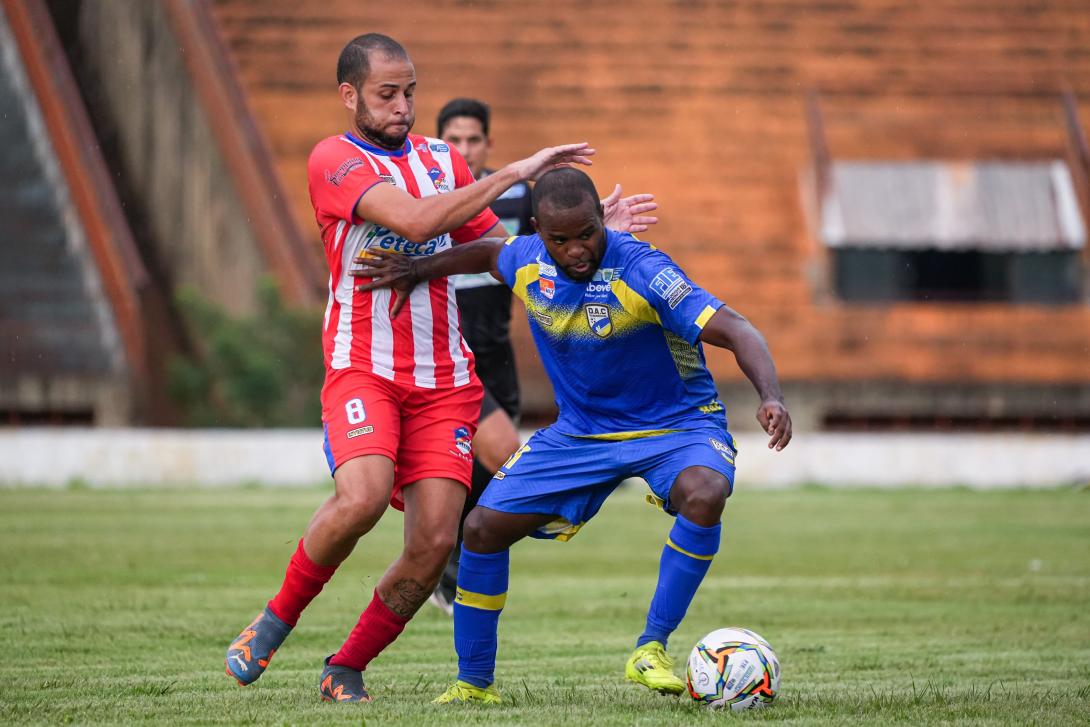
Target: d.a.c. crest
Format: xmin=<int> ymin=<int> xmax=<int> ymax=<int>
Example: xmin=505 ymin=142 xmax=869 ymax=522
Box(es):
xmin=584 ymin=304 xmax=612 ymax=337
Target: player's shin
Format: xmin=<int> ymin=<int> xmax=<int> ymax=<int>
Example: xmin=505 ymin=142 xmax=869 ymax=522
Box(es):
xmin=329 ymin=589 xmax=411 ymax=671
xmin=637 ymin=515 xmax=721 ymax=648
xmin=453 ymin=546 xmax=509 ymax=687
xmin=267 ymin=539 xmax=339 ymax=626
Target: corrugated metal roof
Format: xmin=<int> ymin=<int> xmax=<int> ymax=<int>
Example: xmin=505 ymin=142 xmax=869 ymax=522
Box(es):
xmin=821 ymin=160 xmax=1087 ymax=251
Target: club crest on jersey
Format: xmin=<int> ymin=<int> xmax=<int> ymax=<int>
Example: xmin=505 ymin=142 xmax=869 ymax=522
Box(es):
xmin=540 ymin=278 xmax=556 ymax=299
xmin=453 ymin=426 xmax=473 ymax=455
xmin=584 ymin=304 xmax=613 ymax=337
xmin=427 ymin=166 xmax=451 ymax=192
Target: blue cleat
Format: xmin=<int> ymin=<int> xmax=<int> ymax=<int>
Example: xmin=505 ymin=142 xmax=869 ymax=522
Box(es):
xmin=319 ymin=655 xmax=372 ymax=702
xmin=225 ymin=606 xmax=292 ymax=685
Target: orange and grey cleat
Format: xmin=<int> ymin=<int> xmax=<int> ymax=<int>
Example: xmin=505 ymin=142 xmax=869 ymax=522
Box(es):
xmin=319 ymin=655 xmax=372 ymax=703
xmin=225 ymin=606 xmax=293 ymax=686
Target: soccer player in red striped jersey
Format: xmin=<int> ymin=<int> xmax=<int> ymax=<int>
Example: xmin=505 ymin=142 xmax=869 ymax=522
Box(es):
xmin=224 ymin=33 xmax=595 ymax=702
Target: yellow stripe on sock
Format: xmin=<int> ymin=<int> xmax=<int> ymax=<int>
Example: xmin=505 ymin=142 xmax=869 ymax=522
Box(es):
xmin=455 ymin=587 xmax=507 ymax=610
xmin=666 ymin=537 xmax=715 ymax=561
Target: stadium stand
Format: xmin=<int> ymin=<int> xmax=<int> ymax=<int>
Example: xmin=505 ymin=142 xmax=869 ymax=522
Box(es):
xmin=211 ymin=0 xmax=1090 ymax=430
xmin=2 ymin=0 xmax=1088 ymax=428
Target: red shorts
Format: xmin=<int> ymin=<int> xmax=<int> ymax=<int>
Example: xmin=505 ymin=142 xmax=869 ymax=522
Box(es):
xmin=321 ymin=368 xmax=483 ymax=510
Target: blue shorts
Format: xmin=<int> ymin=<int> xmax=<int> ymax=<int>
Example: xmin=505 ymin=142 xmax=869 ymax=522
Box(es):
xmin=478 ymin=424 xmax=737 ymax=541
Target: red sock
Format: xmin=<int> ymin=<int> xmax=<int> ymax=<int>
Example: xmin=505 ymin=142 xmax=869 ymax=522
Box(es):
xmin=329 ymin=590 xmax=411 ymax=671
xmin=266 ymin=539 xmax=338 ymax=627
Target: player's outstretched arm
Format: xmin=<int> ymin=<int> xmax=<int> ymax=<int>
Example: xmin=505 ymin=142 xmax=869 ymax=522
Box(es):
xmin=352 ymin=239 xmax=506 ymax=316
xmin=699 ymin=306 xmax=792 ymax=450
xmin=355 ymin=143 xmax=594 ymax=244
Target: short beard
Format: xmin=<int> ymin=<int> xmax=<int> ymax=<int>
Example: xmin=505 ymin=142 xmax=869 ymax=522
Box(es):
xmin=355 ymin=104 xmax=411 ymax=150
xmin=566 ymin=266 xmax=596 ymax=282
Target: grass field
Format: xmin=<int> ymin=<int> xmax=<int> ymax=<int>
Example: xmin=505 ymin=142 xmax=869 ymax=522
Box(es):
xmin=1 ymin=484 xmax=1088 ymax=725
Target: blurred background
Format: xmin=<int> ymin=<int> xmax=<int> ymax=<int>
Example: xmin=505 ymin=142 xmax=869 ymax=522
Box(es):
xmin=2 ymin=0 xmax=1089 ymax=488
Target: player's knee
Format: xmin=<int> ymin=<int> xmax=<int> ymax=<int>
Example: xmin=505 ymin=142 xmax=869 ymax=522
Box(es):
xmin=332 ymin=489 xmax=385 ymax=533
xmin=462 ymin=508 xmax=496 ymax=553
xmin=673 ymin=473 xmax=730 ymax=524
xmin=406 ymin=527 xmax=458 ymax=566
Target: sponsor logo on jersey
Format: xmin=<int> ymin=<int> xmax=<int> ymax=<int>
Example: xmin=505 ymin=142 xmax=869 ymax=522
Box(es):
xmin=585 ymin=281 xmax=612 ymax=294
xmin=324 ymin=157 xmax=365 ymax=187
xmin=650 ymin=267 xmax=693 ymax=309
xmin=427 ymin=166 xmax=451 ymax=192
xmin=537 ymin=257 xmax=557 ymax=277
xmin=493 ymin=470 xmax=506 ymax=480
xmin=532 ymin=309 xmax=554 ymax=327
xmin=667 ymin=283 xmax=692 ymax=308
xmin=709 ymin=437 xmax=736 ymax=463
xmin=540 ymin=278 xmax=555 ymax=299
xmin=347 ymin=425 xmax=375 ymax=438
xmin=584 ymin=303 xmax=613 ymax=337
xmin=699 ymin=400 xmax=725 ymax=414
xmin=379 ymin=174 xmax=396 ymax=185
xmin=363 ymin=223 xmax=450 ymax=257
xmin=592 ymin=267 xmax=622 ymax=282
xmin=429 ymin=143 xmax=449 ymax=152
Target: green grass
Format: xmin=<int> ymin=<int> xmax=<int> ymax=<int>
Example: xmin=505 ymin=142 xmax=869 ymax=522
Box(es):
xmin=1 ymin=485 xmax=1088 ymax=725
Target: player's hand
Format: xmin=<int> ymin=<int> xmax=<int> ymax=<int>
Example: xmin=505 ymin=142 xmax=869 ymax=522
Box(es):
xmin=509 ymin=142 xmax=595 ymax=182
xmin=757 ymin=400 xmax=792 ymax=451
xmin=601 ymin=184 xmax=659 ymax=233
xmin=351 ymin=249 xmax=418 ymax=318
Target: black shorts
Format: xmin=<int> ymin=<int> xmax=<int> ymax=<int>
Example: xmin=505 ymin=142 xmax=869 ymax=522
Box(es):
xmin=480 ymin=384 xmax=503 ymax=421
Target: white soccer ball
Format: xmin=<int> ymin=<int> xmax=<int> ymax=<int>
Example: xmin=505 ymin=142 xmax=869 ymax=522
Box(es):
xmin=686 ymin=627 xmax=780 ymax=711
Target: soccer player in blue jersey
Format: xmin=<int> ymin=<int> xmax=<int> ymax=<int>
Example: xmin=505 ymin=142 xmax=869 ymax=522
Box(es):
xmin=353 ymin=166 xmax=792 ymax=703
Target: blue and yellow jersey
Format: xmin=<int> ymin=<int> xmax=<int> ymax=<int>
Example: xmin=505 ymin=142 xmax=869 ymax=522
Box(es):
xmin=495 ymin=230 xmax=728 ymax=437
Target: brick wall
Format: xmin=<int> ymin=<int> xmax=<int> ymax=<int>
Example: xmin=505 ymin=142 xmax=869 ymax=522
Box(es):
xmin=211 ymin=0 xmax=1090 ymax=403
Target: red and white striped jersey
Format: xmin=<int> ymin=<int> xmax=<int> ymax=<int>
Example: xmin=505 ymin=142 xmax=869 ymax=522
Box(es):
xmin=308 ymin=132 xmax=500 ymax=388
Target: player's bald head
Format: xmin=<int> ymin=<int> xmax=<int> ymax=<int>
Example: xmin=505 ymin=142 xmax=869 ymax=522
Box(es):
xmin=532 ymin=167 xmax=602 ymax=219
xmin=337 ymin=33 xmax=409 ymax=89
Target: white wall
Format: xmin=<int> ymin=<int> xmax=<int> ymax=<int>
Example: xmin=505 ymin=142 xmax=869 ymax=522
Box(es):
xmin=1 ymin=428 xmax=1088 ymax=489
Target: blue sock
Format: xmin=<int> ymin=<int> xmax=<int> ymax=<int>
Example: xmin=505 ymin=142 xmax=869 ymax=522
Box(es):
xmin=453 ymin=546 xmax=509 ymax=688
xmin=637 ymin=514 xmax=721 ymax=649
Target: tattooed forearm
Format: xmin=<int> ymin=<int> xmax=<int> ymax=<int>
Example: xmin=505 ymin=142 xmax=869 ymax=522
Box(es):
xmin=380 ymin=578 xmax=430 ymax=618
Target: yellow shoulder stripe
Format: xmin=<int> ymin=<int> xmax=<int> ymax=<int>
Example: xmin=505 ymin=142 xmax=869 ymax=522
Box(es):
xmin=512 ymin=262 xmax=540 ymax=304
xmin=504 ymin=235 xmax=517 ymax=245
xmin=611 ymin=279 xmax=661 ymax=324
xmin=455 ymin=587 xmax=507 ymax=611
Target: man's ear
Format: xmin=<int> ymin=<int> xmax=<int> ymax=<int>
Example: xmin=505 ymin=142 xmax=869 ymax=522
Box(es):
xmin=530 ymin=217 xmax=539 ymax=235
xmin=339 ymin=82 xmax=359 ymax=112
